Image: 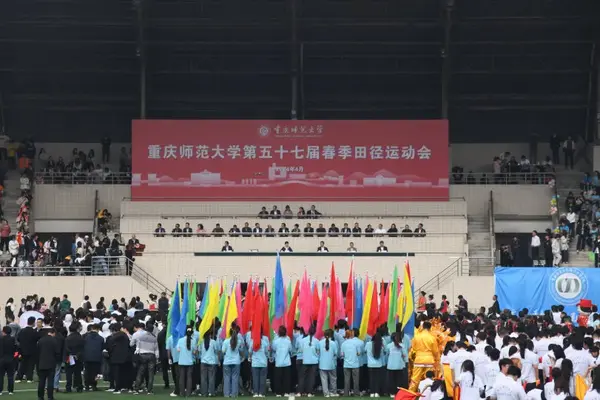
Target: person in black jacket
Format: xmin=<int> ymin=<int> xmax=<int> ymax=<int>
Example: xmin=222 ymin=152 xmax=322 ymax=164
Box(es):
xmin=16 ymin=316 xmax=37 ymax=382
xmin=65 ymin=322 xmax=84 ymax=393
xmin=108 ymin=324 xmax=131 ymax=393
xmin=83 ymin=324 xmax=103 ymax=391
xmin=37 ymin=328 xmax=60 ymax=400
xmin=0 ymin=326 xmax=16 ymax=394
xmin=157 ymin=321 xmax=171 ymax=390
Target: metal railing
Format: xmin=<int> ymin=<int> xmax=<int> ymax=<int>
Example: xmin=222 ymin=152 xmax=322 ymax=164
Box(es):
xmin=1 ymin=264 xmax=124 ymax=277
xmin=98 ymin=256 xmax=172 ymax=296
xmin=450 ymin=172 xmax=555 ymax=185
xmin=35 ymin=171 xmax=131 ymax=184
xmin=417 ymin=258 xmax=464 ymax=294
xmin=488 ymin=190 xmax=496 ymax=260
xmin=124 ymin=231 xmax=462 ymax=238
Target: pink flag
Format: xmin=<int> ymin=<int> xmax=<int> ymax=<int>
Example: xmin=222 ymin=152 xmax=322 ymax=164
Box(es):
xmin=235 ymin=282 xmax=243 ymax=332
xmin=298 ymin=271 xmax=312 ymax=332
xmin=315 ymin=284 xmax=329 ymax=339
xmin=335 ymin=277 xmax=345 ymax=322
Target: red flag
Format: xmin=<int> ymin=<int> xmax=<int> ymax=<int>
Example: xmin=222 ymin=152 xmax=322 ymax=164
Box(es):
xmin=394 ymin=388 xmax=421 ymax=400
xmin=311 ymin=283 xmax=320 ymax=321
xmin=367 ymin=282 xmax=379 ymax=336
xmin=329 ymin=263 xmax=336 ymax=328
xmin=251 ymin=289 xmax=264 ymax=351
xmin=241 ymin=279 xmax=254 ymax=334
xmin=378 ymin=281 xmax=390 ymax=327
xmin=286 ymin=281 xmax=300 ymax=339
xmin=345 ymin=262 xmax=354 ymax=328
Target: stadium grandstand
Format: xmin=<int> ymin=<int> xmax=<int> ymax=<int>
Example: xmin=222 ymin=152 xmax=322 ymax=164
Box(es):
xmin=0 ymin=0 xmax=599 ymax=310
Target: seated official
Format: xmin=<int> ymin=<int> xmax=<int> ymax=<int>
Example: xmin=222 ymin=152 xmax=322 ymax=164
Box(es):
xmin=316 ymin=224 xmax=327 ymax=237
xmin=253 ymin=223 xmax=263 ymax=237
xmin=241 ymin=222 xmax=252 ymax=236
xmin=212 ymin=224 xmax=225 ymax=237
xmin=341 ymin=223 xmax=351 ymax=237
xmin=347 ymin=242 xmax=358 ymax=253
xmin=303 ymin=223 xmax=314 ymax=237
xmin=376 ymin=241 xmax=388 ymax=252
xmin=352 ymin=223 xmax=362 ymax=238
xmin=229 ymin=225 xmax=241 ymax=237
xmin=317 ymin=241 xmax=329 ymax=252
xmin=278 ymin=223 xmax=290 ymax=237
xmin=182 ymin=223 xmax=193 ymax=237
xmin=154 ymin=223 xmax=166 ymax=237
xmin=264 ymin=225 xmax=276 ymax=237
xmin=221 ymin=241 xmax=234 ymax=252
xmin=291 ymin=224 xmax=301 ymax=237
xmin=172 ymin=223 xmax=183 ymax=237
xmin=281 ymin=241 xmax=293 ymax=253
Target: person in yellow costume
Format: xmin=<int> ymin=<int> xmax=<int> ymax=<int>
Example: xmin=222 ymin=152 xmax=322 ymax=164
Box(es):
xmin=408 ymin=321 xmax=440 ymax=392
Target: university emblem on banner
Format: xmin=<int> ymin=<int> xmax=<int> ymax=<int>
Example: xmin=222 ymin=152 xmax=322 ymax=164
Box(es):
xmin=258 ymin=125 xmax=270 ymax=137
xmin=549 ymin=268 xmax=588 ymax=305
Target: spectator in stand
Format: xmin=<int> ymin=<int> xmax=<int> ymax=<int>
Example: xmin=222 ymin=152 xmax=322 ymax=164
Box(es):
xmin=118 ymin=147 xmax=130 ymax=171
xmin=229 ymin=225 xmax=240 ymax=237
xmin=270 ymin=206 xmax=281 ymax=219
xmin=258 ymin=207 xmax=269 ymax=219
xmin=316 ymin=224 xmax=326 ymax=237
xmin=241 ymin=222 xmax=252 ymax=236
xmin=352 ymin=223 xmax=362 ymax=237
xmin=0 ymin=220 xmax=10 ymax=255
xmin=252 ymin=223 xmax=263 ymax=237
xmin=303 ymin=223 xmax=314 ymax=237
xmin=100 ymin=136 xmax=111 ymax=163
xmin=328 ymin=224 xmax=339 ymax=237
xmin=221 ymin=241 xmax=233 ymax=252
xmin=291 ymin=224 xmax=301 ymax=237
xmin=182 ymin=223 xmax=192 ymax=237
xmin=154 ymin=224 xmax=166 ymax=237
xmin=374 ymin=224 xmax=386 ymax=237
xmin=414 ymin=223 xmax=427 ymax=237
xmin=317 ymin=241 xmax=329 ymax=252
xmin=196 ymin=224 xmax=206 ymax=236
xmin=365 ymin=224 xmax=374 ymax=237
xmin=401 ymin=225 xmax=413 ymax=237
xmin=341 ymin=223 xmax=351 ymax=237
xmin=563 ymin=136 xmax=576 ymax=169
xmin=550 ymin=134 xmax=561 ymax=164
xmin=264 ymin=225 xmax=275 ymax=237
xmin=171 ymin=224 xmax=182 ymax=238
xmin=297 ymin=207 xmax=306 ymax=219
xmin=278 ymin=223 xmax=289 ymax=237
xmin=8 ymin=236 xmax=19 ymax=269
xmin=283 ymin=205 xmax=293 ymax=219
xmin=307 ymin=205 xmax=321 ymax=218
xmin=212 ymin=224 xmax=225 ymax=237
xmin=387 ymin=223 xmax=398 ymax=237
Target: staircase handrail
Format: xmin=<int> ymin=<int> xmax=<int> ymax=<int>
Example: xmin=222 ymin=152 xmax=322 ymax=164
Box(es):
xmin=417 ymin=257 xmax=463 ymax=294
xmin=489 ymin=190 xmax=496 ymax=261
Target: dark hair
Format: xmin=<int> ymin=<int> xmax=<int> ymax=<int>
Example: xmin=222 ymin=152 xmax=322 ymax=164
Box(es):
xmin=499 ymin=358 xmax=513 ymax=369
xmin=308 ymin=325 xmax=316 ymax=346
xmin=230 ymin=329 xmax=238 ymax=350
xmin=507 ymin=365 xmax=521 ymax=378
xmin=372 ymin=332 xmax=383 ymax=359
xmin=561 ymin=358 xmax=574 ymax=381
xmin=2 ymin=326 xmax=10 ymax=335
xmin=553 ymin=346 xmax=566 ymax=360
xmin=443 ymin=341 xmax=455 ymax=356
xmin=487 ymin=347 xmax=500 ymax=361
xmin=278 ymin=326 xmax=287 ymax=337
xmin=203 ymin=331 xmax=211 ymax=351
xmin=592 ymin=366 xmax=600 ymax=392
xmin=186 ymin=328 xmax=193 ymax=350
xmin=27 ymin=316 xmax=35 ymax=325
xmin=461 ymin=359 xmax=475 ymax=386
xmin=324 ymin=329 xmax=332 ymax=351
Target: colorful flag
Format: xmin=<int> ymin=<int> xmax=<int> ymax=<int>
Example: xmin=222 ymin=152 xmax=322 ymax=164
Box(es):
xmin=311 ymin=282 xmax=320 ymax=322
xmin=298 ymin=272 xmax=312 ymax=333
xmin=217 ymin=282 xmax=229 ymax=321
xmin=354 ymin=278 xmax=363 ymax=329
xmin=274 ymin=254 xmax=286 ymax=321
xmin=186 ymin=281 xmax=196 ymax=328
xmin=316 ymin=284 xmax=329 ymax=339
xmin=241 ymin=279 xmax=254 ymax=334
xmin=400 ymin=261 xmax=415 ymax=336
xmin=177 ymin=280 xmax=190 ymax=338
xmin=251 ymin=289 xmax=264 ymax=351
xmin=286 ymin=280 xmax=299 ymax=339
xmin=359 ymin=280 xmax=374 ymax=339
xmin=198 ymin=282 xmax=209 ymax=319
xmin=367 ymin=281 xmax=379 ymax=336
xmin=345 ymin=262 xmax=354 ymax=328
xmin=235 ymin=282 xmax=243 ymax=333
xmin=387 ymin=266 xmax=399 ymax=332
xmin=167 ymin=281 xmax=181 ymax=342
xmin=223 ymin=289 xmax=239 ymax=339
xmin=394 ymin=388 xmax=421 ymax=400
xmin=199 ymin=283 xmax=219 ymax=337
xmin=263 ymin=280 xmax=272 ymax=339
xmin=328 ymin=263 xmax=337 ymax=328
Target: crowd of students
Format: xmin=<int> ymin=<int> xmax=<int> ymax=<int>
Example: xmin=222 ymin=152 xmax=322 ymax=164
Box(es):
xmin=2 ymin=292 xmax=600 ymax=400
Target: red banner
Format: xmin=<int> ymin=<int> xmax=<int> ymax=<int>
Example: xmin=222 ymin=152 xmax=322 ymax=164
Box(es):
xmin=131 ymin=120 xmax=449 ymax=201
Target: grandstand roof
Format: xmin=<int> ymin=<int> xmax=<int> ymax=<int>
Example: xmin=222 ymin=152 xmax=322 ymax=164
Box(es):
xmin=1 ymin=0 xmax=599 ymax=141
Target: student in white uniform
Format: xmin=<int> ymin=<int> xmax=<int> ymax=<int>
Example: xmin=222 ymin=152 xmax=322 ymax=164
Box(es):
xmin=456 ymin=360 xmax=484 ymax=400
xmin=584 ymin=367 xmax=600 ymax=400
xmin=518 ymin=340 xmax=539 ymax=391
xmin=483 ymin=349 xmax=502 ymax=398
xmin=566 ymin=336 xmax=595 ymax=379
xmin=421 ymin=380 xmax=446 ymax=400
xmin=489 ymin=365 xmax=527 ymax=400
xmin=544 ymin=369 xmax=562 ymax=400
xmin=451 ymin=342 xmax=473 ymax=381
xmin=550 ymin=376 xmax=570 ymax=400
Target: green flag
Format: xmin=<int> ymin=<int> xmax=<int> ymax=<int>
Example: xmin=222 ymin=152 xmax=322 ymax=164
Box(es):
xmin=387 ymin=266 xmax=399 ymax=332
xmin=217 ymin=286 xmax=228 ymax=321
xmin=269 ymin=277 xmax=276 ymax=322
xmin=323 ymin=298 xmax=331 ymax=331
xmin=186 ymin=281 xmax=197 ymax=327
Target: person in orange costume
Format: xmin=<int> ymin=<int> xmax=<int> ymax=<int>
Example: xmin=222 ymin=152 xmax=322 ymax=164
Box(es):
xmin=408 ymin=321 xmax=440 ymax=392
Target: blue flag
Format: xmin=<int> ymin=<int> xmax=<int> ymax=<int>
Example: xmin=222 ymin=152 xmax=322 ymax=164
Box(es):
xmin=198 ymin=282 xmax=209 ymax=318
xmin=177 ymin=280 xmax=189 ymax=338
xmin=353 ymin=279 xmax=363 ymax=329
xmin=169 ymin=282 xmax=181 ymax=342
xmin=274 ymin=254 xmax=285 ymax=319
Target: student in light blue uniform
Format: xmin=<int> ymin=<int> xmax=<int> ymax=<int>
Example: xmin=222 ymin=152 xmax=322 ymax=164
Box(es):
xmin=293 ymin=327 xmax=305 ymax=395
xmin=198 ymin=331 xmax=219 ymax=396
xmin=222 ymin=328 xmax=243 ymax=398
xmin=353 ymin=328 xmax=367 ymax=394
xmin=334 ymin=320 xmax=349 ymax=393
xmin=248 ymin=333 xmax=270 ymax=397
xmin=386 ymin=332 xmax=409 ymax=395
xmin=319 ymin=329 xmax=339 ymax=397
xmin=176 ymin=328 xmax=196 ymax=398
xmin=166 ymin=334 xmax=180 ymax=396
xmin=271 ymin=326 xmax=293 ymax=396
xmin=365 ymin=332 xmax=386 ymax=396
xmin=340 ymin=329 xmax=361 ymax=396
xmin=300 ymin=326 xmax=320 ymax=395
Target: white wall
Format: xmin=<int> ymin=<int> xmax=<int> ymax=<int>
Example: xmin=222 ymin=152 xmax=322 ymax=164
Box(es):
xmin=428 ymin=276 xmax=495 ymax=312
xmin=450 ymin=185 xmax=552 ymax=216
xmin=494 ymin=219 xmax=552 ymax=233
xmin=0 ymin=276 xmax=150 ymax=304
xmin=35 ymin=219 xmax=94 ymax=233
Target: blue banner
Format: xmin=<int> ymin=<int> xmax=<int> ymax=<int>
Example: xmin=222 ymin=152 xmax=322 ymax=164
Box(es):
xmin=495 ymin=267 xmax=596 ymax=318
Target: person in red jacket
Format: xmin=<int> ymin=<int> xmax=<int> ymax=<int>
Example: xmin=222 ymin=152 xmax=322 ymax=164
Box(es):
xmin=0 ymin=220 xmax=10 ymax=255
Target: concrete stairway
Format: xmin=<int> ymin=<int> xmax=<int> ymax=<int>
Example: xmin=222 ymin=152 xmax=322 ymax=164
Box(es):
xmin=2 ymin=170 xmax=23 ymax=234
xmin=568 ymin=234 xmax=594 ymax=267
xmin=467 ymin=215 xmax=493 ymax=275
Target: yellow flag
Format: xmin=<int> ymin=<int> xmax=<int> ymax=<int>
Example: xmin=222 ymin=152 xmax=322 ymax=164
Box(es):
xmin=358 ymin=281 xmax=374 ymax=340
xmin=198 ymin=284 xmax=219 ymax=337
xmin=400 ymin=263 xmax=414 ymax=328
xmin=224 ymin=290 xmax=239 ymax=339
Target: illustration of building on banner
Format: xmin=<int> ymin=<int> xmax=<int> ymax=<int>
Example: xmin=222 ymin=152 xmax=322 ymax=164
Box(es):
xmin=268 ymin=164 xmax=287 ymax=180
xmin=191 ymin=171 xmax=221 ymax=185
